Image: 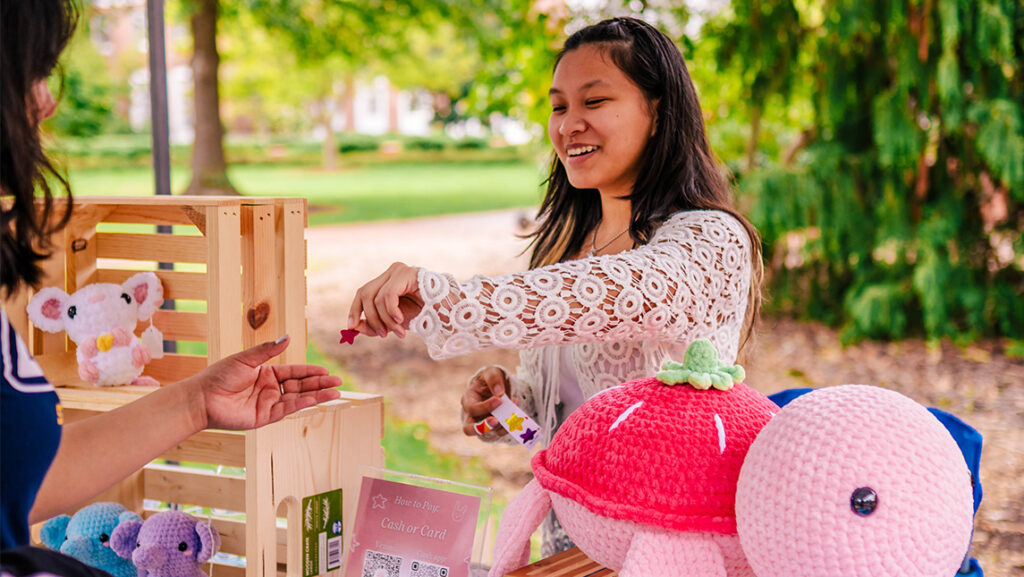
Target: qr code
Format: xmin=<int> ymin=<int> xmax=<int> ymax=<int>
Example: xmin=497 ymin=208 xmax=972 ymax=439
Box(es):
xmin=361 ymin=549 xmax=402 ymax=577
xmin=409 ymin=560 xmax=449 ymax=577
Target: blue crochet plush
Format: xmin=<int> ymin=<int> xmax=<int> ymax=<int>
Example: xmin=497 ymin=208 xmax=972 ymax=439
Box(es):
xmin=40 ymin=502 xmax=142 ymax=577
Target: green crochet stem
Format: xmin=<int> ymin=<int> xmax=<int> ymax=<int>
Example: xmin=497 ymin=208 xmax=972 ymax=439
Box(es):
xmin=656 ymin=338 xmax=745 ymax=391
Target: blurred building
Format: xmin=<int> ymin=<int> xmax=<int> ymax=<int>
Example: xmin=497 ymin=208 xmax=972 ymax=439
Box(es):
xmin=87 ymin=0 xmax=533 ymax=145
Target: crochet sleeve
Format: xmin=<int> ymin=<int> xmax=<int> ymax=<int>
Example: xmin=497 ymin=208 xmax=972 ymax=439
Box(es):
xmin=410 ymin=210 xmax=751 ymax=359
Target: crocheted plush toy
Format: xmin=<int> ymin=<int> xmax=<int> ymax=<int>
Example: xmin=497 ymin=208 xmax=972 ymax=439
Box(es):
xmin=110 ymin=510 xmax=220 ymax=577
xmin=735 ymin=385 xmax=975 ymax=577
xmin=40 ymin=502 xmax=142 ymax=577
xmin=488 ymin=339 xmax=778 ymax=577
xmin=27 ymin=271 xmax=164 ymax=387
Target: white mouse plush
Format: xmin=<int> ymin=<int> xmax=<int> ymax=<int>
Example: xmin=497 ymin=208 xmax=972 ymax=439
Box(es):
xmin=27 ymin=272 xmax=164 ymax=387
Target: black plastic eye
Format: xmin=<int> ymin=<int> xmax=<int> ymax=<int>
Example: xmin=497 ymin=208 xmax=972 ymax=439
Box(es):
xmin=178 ymin=542 xmax=188 ymax=552
xmin=850 ymin=487 xmax=878 ymax=516
xmin=67 ymin=305 xmax=76 ymax=319
xmin=99 ymin=533 xmax=109 ymax=543
xmin=136 ymin=542 xmax=141 ymax=548
xmin=121 ymin=293 xmax=132 ymax=304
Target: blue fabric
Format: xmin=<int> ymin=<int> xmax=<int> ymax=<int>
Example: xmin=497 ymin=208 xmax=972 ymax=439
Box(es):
xmin=767 ymin=387 xmax=984 ymax=576
xmin=957 ymin=557 xmax=984 ymax=576
xmin=1 ymin=311 xmax=62 ymax=549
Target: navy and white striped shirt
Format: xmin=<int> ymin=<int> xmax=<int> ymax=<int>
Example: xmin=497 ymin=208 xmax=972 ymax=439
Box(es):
xmin=1 ymin=309 xmax=62 ymax=549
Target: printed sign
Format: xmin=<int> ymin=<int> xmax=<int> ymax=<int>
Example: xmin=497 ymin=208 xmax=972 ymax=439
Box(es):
xmin=303 ymin=488 xmax=344 ymax=577
xmin=344 ymin=477 xmax=482 ymax=577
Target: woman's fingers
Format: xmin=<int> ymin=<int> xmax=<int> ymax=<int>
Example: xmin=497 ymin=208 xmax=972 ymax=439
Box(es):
xmin=461 ymin=367 xmax=509 ymax=437
xmin=348 ymin=263 xmax=420 ymax=338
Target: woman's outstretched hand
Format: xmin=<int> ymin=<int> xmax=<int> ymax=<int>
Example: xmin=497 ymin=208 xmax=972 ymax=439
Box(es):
xmin=461 ymin=366 xmax=510 ymax=440
xmin=184 ymin=335 xmax=342 ymax=431
xmin=348 ymin=262 xmax=424 ymax=339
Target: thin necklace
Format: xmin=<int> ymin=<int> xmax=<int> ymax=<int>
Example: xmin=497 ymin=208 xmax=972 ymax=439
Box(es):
xmin=587 ymin=225 xmax=630 ymax=257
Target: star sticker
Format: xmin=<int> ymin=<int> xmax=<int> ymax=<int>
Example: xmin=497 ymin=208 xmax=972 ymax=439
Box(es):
xmin=339 ymin=329 xmax=359 ymax=345
xmin=372 ymin=493 xmax=388 ymax=510
xmin=474 ymin=420 xmax=492 ymax=435
xmin=505 ymin=413 xmax=525 ymax=432
xmin=519 ymin=428 xmax=537 ymax=443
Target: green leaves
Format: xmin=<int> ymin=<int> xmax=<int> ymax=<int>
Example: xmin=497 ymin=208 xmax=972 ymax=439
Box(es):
xmin=738 ymin=0 xmax=1022 ymax=343
xmin=971 ymin=99 xmax=1024 ymax=192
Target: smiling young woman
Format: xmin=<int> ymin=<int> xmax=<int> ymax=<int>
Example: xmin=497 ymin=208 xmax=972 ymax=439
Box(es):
xmin=347 ymin=16 xmax=764 ymax=557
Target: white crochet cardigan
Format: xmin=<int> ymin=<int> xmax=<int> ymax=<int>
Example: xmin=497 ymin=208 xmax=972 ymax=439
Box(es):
xmin=411 ymin=209 xmax=752 ymax=445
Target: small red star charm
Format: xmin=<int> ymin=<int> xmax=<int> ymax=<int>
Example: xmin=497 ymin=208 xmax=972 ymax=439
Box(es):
xmin=339 ymin=329 xmax=359 ymax=345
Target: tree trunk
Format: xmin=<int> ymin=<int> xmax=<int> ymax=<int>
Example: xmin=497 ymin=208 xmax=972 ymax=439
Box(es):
xmin=388 ymin=85 xmax=400 ymax=134
xmin=187 ymin=0 xmax=237 ymax=196
xmin=322 ymin=97 xmax=338 ymax=171
xmin=745 ymin=103 xmax=762 ymax=174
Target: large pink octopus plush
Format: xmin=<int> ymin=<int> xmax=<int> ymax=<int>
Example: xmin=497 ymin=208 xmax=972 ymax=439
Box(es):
xmin=27 ymin=272 xmax=163 ymax=387
xmin=489 ymin=339 xmax=777 ymax=577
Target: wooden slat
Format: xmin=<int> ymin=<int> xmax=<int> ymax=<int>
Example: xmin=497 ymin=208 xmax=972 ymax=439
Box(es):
xmin=70 ymin=196 xmax=241 ymax=207
xmin=143 ymin=463 xmax=246 ymax=512
xmin=334 ymin=391 xmax=384 ymax=406
xmin=58 ymin=386 xmax=153 ymax=411
xmin=206 ymin=205 xmax=243 ymax=362
xmin=144 ymin=354 xmax=208 ymax=384
xmin=506 ymin=547 xmax=616 ymax=577
xmin=33 ymin=351 xmax=90 ymax=388
xmin=160 ymin=429 xmax=246 ymax=468
xmin=96 ymin=232 xmax=208 ymax=263
xmin=151 ymin=310 xmax=208 ymax=341
xmin=97 ymin=269 xmax=208 ymax=300
xmin=105 ymin=204 xmax=199 ymax=226
xmin=69 ymin=226 xmax=99 ymax=292
xmin=65 ymin=204 xmax=115 ymax=239
xmin=242 ymin=204 xmax=278 ymax=350
xmin=277 ymin=198 xmax=308 ymax=365
xmin=207 ymin=563 xmax=246 ymax=577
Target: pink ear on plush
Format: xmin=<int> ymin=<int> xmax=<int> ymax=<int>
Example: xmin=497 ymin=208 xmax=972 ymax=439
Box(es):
xmin=488 ymin=479 xmax=552 ymax=577
xmin=123 ymin=272 xmax=163 ymax=321
xmin=27 ymin=287 xmax=71 ymax=333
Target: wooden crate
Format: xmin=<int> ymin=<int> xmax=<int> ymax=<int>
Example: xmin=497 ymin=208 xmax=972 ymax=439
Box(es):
xmin=505 ymin=548 xmax=615 ymax=577
xmin=5 ymin=197 xmax=385 ymax=577
xmin=6 ymin=196 xmax=309 ymax=376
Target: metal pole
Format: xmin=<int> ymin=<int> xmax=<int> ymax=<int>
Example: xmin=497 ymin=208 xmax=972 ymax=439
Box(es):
xmin=146 ymin=0 xmax=175 ymax=354
xmin=147 ymin=0 xmax=171 ymax=196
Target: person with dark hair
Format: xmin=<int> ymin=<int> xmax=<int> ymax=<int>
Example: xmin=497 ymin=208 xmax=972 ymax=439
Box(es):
xmin=0 ymin=1 xmax=343 ymax=573
xmin=349 ymin=16 xmax=763 ymax=555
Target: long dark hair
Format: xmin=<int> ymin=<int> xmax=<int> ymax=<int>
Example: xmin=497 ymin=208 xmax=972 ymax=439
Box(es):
xmin=0 ymin=0 xmax=79 ymax=296
xmin=528 ymin=16 xmax=763 ymax=348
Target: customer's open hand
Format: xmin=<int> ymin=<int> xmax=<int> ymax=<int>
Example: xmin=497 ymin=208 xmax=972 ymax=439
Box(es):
xmin=184 ymin=336 xmax=342 ymax=431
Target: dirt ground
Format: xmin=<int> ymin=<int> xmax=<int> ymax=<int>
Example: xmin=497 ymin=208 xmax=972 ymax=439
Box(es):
xmin=306 ymin=210 xmax=1024 ymax=577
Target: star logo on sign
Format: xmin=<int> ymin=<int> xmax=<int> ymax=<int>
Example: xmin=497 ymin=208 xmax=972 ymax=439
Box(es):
xmin=372 ymin=493 xmax=388 ymax=510
xmin=505 ymin=413 xmax=525 ymax=432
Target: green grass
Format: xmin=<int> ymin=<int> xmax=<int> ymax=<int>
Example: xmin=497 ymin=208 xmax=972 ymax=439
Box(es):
xmin=66 ymin=161 xmax=547 ymax=226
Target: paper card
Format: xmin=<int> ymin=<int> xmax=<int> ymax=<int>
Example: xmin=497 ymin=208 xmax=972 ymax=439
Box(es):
xmin=302 ymin=488 xmax=344 ymax=577
xmin=490 ymin=396 xmax=541 ymax=449
xmin=344 ymin=470 xmax=489 ymax=577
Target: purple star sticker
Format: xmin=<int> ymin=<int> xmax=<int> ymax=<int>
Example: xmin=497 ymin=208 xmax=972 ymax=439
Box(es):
xmin=519 ymin=428 xmax=537 ymax=443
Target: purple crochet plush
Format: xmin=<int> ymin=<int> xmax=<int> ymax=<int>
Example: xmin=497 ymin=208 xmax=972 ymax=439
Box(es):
xmin=110 ymin=510 xmax=220 ymax=577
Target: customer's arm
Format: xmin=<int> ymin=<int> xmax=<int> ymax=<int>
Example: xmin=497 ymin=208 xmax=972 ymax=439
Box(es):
xmin=29 ymin=336 xmax=341 ymax=522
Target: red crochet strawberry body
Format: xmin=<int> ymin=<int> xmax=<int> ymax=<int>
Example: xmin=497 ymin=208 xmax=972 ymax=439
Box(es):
xmin=532 ymin=376 xmax=778 ymax=534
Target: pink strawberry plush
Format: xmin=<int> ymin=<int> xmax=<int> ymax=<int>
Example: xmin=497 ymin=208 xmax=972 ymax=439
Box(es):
xmin=489 ymin=339 xmax=778 ymax=577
